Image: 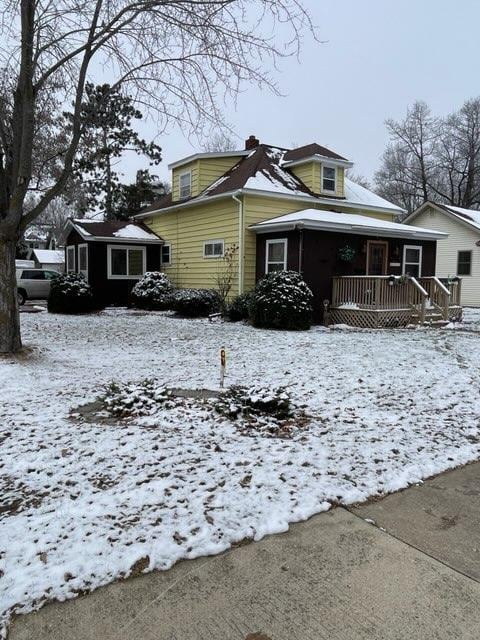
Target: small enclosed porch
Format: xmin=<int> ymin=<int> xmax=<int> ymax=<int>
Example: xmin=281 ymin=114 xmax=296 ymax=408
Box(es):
xmin=330 ymin=275 xmax=462 ymax=328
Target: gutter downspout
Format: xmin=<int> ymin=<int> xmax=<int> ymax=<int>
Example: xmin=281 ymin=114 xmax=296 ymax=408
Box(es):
xmin=232 ymin=191 xmax=244 ymax=295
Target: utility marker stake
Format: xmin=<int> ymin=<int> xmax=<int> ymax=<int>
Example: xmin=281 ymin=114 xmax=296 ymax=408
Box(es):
xmin=220 ymin=347 xmax=226 ymax=388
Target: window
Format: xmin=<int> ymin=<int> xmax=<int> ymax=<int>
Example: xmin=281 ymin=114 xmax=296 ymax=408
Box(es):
xmin=203 ymin=240 xmax=224 ymax=258
xmin=322 ymin=166 xmax=336 ymax=192
xmin=266 ymin=239 xmax=287 ymax=273
xmin=161 ymin=244 xmax=171 ymax=266
xmin=21 ymin=270 xmax=45 ymax=280
xmin=179 ymin=171 xmax=192 ymax=199
xmin=402 ymin=245 xmax=422 ymax=278
xmin=44 ymin=271 xmax=59 ymax=280
xmin=107 ymin=245 xmax=146 ymax=279
xmin=66 ymin=245 xmax=75 ymax=272
xmin=457 ymin=250 xmax=472 ymax=276
xmin=78 ymin=244 xmax=88 ymax=280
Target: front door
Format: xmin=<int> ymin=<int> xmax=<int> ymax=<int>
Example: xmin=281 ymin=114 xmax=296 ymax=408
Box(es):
xmin=367 ymin=241 xmax=388 ymax=275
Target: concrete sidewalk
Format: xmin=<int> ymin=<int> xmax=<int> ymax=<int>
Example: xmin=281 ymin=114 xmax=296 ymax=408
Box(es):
xmin=11 ymin=486 xmax=480 ymax=640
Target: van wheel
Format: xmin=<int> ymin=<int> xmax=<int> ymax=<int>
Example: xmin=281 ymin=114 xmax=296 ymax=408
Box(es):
xmin=17 ymin=289 xmax=26 ymax=306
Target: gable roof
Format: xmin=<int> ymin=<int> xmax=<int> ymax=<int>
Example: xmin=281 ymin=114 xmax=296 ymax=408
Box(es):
xmin=137 ymin=143 xmax=404 ymax=218
xmin=64 ymin=218 xmax=163 ymax=244
xmin=282 ymin=143 xmax=348 ymax=163
xmin=405 ymin=201 xmax=480 ymax=233
xmin=250 ymin=208 xmax=447 ymax=240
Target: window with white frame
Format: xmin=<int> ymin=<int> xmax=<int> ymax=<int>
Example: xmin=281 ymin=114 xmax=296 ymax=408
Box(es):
xmin=402 ymin=245 xmax=422 ymax=278
xmin=266 ymin=238 xmax=287 ymax=273
xmin=179 ymin=171 xmax=192 ymax=199
xmin=78 ymin=244 xmax=88 ymax=279
xmin=161 ymin=243 xmax=171 ymax=266
xmin=66 ymin=245 xmax=75 ymax=272
xmin=322 ymin=166 xmax=336 ymax=192
xmin=107 ymin=245 xmax=146 ymax=279
xmin=203 ymin=240 xmax=224 ymax=258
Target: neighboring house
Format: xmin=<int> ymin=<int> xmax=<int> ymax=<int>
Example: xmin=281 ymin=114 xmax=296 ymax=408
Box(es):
xmin=31 ymin=249 xmax=65 ymax=272
xmin=404 ymin=201 xmax=480 ymax=306
xmin=23 ymin=224 xmax=57 ymax=254
xmin=63 ymin=219 xmax=163 ymax=305
xmin=136 ymin=136 xmax=455 ymax=326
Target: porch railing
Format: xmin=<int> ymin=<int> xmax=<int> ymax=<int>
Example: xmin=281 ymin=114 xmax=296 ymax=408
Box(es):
xmin=331 ymin=275 xmax=461 ymax=323
xmin=439 ymin=278 xmax=462 ymax=307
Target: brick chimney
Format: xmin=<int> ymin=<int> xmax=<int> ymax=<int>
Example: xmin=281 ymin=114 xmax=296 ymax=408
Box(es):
xmin=245 ymin=135 xmax=260 ymax=150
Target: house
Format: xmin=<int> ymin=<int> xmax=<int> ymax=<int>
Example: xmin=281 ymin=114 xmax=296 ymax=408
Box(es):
xmin=404 ymin=201 xmax=480 ymax=306
xmin=63 ymin=218 xmax=163 ymax=305
xmin=136 ymin=136 xmax=459 ymax=326
xmin=23 ymin=223 xmax=57 ymax=253
xmin=31 ymin=249 xmax=65 ymax=272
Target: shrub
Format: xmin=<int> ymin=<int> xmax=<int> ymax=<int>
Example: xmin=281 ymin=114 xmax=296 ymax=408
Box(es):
xmin=48 ymin=272 xmax=98 ymax=314
xmin=227 ymin=292 xmax=253 ymax=322
xmin=173 ymin=288 xmax=221 ymax=317
xmin=131 ymin=271 xmax=173 ymax=310
xmin=249 ymin=270 xmax=313 ymax=330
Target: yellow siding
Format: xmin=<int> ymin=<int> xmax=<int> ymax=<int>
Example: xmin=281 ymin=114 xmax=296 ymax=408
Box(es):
xmin=290 ymin=162 xmax=315 ymax=191
xmin=146 ymin=199 xmax=240 ymax=293
xmin=197 ymin=157 xmax=240 ymax=193
xmin=335 ymin=167 xmax=345 ymax=197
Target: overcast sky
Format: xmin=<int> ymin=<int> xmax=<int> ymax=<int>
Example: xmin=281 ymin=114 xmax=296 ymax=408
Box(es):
xmin=124 ymin=0 xmax=480 ymax=187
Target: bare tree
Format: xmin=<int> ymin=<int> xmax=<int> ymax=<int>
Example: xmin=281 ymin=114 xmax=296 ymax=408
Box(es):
xmin=0 ymin=0 xmax=315 ymax=353
xmin=375 ymin=97 xmax=480 ymax=214
xmin=203 ymin=131 xmax=238 ymax=153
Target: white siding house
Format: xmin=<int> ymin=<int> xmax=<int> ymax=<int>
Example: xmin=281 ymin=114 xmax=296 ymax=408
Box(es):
xmin=404 ymin=202 xmax=480 ymax=306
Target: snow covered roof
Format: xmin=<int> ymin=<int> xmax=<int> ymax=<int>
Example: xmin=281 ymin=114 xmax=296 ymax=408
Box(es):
xmin=137 ymin=143 xmax=404 ymax=218
xmin=404 ymin=201 xmax=480 ymax=233
xmin=250 ymin=209 xmax=447 ymax=240
xmin=65 ymin=219 xmax=163 ymax=244
xmin=32 ymin=249 xmax=65 ymax=264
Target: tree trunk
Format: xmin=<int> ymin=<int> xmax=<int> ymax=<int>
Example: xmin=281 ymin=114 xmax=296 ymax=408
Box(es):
xmin=0 ymin=237 xmax=22 ymax=353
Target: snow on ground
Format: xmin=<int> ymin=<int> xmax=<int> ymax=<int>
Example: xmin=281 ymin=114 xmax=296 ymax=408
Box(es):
xmin=2 ymin=309 xmax=480 ymax=634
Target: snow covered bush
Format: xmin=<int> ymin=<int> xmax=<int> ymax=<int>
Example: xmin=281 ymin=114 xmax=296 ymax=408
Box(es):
xmin=48 ymin=272 xmax=98 ymax=314
xmin=227 ymin=292 xmax=253 ymax=322
xmin=130 ymin=271 xmax=173 ymax=310
xmin=249 ymin=270 xmax=313 ymax=330
xmin=173 ymin=288 xmax=221 ymax=317
xmin=100 ymin=379 xmax=175 ymax=418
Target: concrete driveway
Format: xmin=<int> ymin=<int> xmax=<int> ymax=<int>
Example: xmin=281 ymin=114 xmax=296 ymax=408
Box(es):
xmin=10 ymin=463 xmax=480 ymax=640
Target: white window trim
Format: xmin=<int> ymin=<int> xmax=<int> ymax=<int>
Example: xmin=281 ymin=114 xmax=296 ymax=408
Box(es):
xmin=203 ymin=239 xmax=224 ymax=259
xmin=265 ymin=238 xmax=288 ymax=273
xmin=77 ymin=243 xmax=88 ymax=281
xmin=402 ymin=244 xmax=423 ymax=277
xmin=161 ymin=243 xmax=172 ymax=266
xmin=322 ymin=165 xmax=337 ymax=193
xmin=179 ymin=170 xmax=192 ymax=199
xmin=66 ymin=245 xmax=75 ymax=272
xmin=107 ymin=244 xmax=146 ymax=280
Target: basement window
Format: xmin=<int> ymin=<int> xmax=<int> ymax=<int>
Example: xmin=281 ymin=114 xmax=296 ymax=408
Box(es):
xmin=457 ymin=250 xmax=472 ymax=276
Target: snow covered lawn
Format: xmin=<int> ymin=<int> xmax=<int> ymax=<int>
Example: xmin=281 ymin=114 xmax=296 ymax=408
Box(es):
xmin=2 ymin=308 xmax=480 ymax=634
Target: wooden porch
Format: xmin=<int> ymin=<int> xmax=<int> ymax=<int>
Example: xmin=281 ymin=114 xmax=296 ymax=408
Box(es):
xmin=329 ymin=276 xmax=462 ymax=328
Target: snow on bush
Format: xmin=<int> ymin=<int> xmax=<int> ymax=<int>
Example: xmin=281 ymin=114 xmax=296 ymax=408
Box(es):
xmin=249 ymin=270 xmax=313 ymax=330
xmin=130 ymin=271 xmax=173 ymax=310
xmin=100 ymin=379 xmax=175 ymax=418
xmin=214 ymin=385 xmax=307 ymax=437
xmin=47 ymin=272 xmax=97 ymax=314
xmin=227 ymin=292 xmax=253 ymax=322
xmin=173 ymin=288 xmax=221 ymax=317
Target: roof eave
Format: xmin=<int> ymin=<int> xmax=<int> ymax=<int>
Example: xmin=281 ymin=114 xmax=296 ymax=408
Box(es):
xmin=167 ymin=150 xmax=250 ymax=170
xmin=282 ymin=156 xmax=354 ymax=169
xmin=250 ymin=219 xmax=446 ymax=240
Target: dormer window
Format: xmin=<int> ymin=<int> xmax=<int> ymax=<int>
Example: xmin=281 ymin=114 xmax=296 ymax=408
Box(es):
xmin=322 ymin=166 xmax=336 ymax=192
xmin=179 ymin=171 xmax=192 ymax=199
